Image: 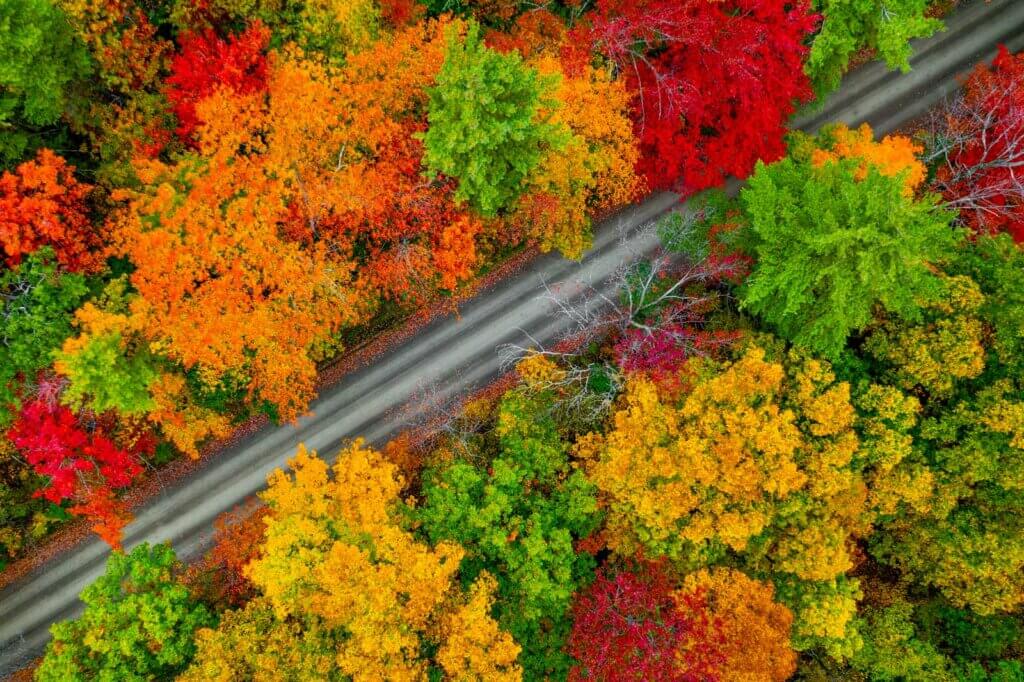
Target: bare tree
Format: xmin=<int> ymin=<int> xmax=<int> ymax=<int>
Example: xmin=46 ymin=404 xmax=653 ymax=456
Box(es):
xmin=499 ymin=211 xmax=737 ymax=423
xmin=923 ymin=72 xmax=1024 ymax=230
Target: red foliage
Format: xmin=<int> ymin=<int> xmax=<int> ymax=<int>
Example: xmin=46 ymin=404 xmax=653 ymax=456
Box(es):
xmin=7 ymin=400 xmax=146 ymax=547
xmin=933 ymin=45 xmax=1024 ymax=241
xmin=567 ymin=560 xmax=723 ymax=681
xmin=166 ymin=21 xmax=271 ymax=144
xmin=0 ymin=150 xmax=99 ymax=272
xmin=574 ymin=0 xmax=817 ymax=194
xmin=378 ymin=0 xmax=424 ymax=27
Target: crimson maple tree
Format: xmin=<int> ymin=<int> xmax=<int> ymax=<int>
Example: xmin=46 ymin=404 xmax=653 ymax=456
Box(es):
xmin=6 ymin=399 xmax=147 ymax=547
xmin=166 ymin=21 xmax=271 ymax=144
xmin=929 ymin=45 xmax=1024 ymax=241
xmin=566 ymin=560 xmax=723 ymax=681
xmin=574 ymin=0 xmax=817 ymax=193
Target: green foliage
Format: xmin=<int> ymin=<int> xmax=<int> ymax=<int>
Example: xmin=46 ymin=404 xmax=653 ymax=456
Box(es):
xmin=808 ymin=0 xmax=944 ymax=95
xmin=738 ymin=156 xmax=959 ymax=359
xmin=0 ymin=248 xmax=89 ymax=425
xmin=422 ymin=21 xmax=565 ymax=216
xmin=57 ymin=331 xmax=159 ymax=416
xmin=851 ymin=599 xmax=951 ymax=681
xmin=36 ymin=543 xmax=215 ymax=681
xmin=0 ymin=0 xmax=92 ymax=164
xmin=417 ymin=387 xmax=600 ymax=678
xmin=945 ymin=234 xmax=1024 ymax=379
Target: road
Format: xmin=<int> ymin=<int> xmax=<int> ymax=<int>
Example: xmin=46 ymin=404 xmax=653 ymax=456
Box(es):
xmin=3 ymin=0 xmax=1024 ymax=673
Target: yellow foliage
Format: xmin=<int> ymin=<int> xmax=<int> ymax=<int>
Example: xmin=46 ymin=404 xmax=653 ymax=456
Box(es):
xmin=864 ymin=276 xmax=986 ymax=397
xmin=146 ymin=373 xmax=232 ymax=458
xmin=811 ymin=123 xmax=926 ymax=194
xmin=246 ymin=442 xmax=518 ymax=681
xmin=515 ymin=353 xmax=565 ymax=389
xmin=435 ymin=572 xmax=523 ymax=681
xmin=505 ymin=59 xmax=641 ymax=258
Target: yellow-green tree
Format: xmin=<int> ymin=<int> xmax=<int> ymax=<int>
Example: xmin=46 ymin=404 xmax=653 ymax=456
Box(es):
xmin=223 ymin=442 xmax=521 ymax=680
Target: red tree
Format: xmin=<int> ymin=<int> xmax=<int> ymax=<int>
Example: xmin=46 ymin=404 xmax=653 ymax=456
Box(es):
xmin=566 ymin=560 xmax=723 ymax=681
xmin=0 ymin=150 xmax=99 ymax=272
xmin=574 ymin=0 xmax=817 ymax=194
xmin=7 ymin=400 xmax=147 ymax=548
xmin=165 ymin=21 xmax=271 ymax=143
xmin=928 ymin=45 xmax=1024 ymax=241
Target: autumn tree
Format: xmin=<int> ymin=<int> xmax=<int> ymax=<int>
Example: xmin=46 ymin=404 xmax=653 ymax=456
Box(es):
xmin=166 ymin=22 xmax=271 ymax=143
xmin=676 ymin=568 xmax=798 ymax=682
xmin=0 ymin=149 xmax=99 ymax=271
xmin=36 ymin=543 xmax=215 ymax=681
xmin=573 ymin=0 xmax=817 ymax=193
xmin=0 ymin=249 xmax=88 ymax=425
xmin=858 ymin=233 xmax=1024 ymax=615
xmin=925 ymin=45 xmax=1024 ymax=241
xmin=0 ymin=0 xmax=92 ymax=164
xmin=180 ymin=597 xmax=341 ymax=681
xmin=240 ymin=442 xmax=522 ymax=680
xmin=808 ymin=0 xmax=943 ymax=95
xmin=566 ymin=560 xmax=721 ymax=681
xmin=503 ymin=56 xmax=641 ymax=257
xmin=417 ymin=386 xmax=601 ymax=677
xmin=423 ymin=21 xmax=566 ymax=216
xmin=735 ymin=130 xmax=959 ymax=359
xmin=7 ymin=398 xmax=146 ymax=547
xmin=107 ymin=150 xmax=365 ymax=422
xmin=577 ymin=344 xmax=894 ymax=655
xmin=54 ymin=283 xmax=160 ymax=418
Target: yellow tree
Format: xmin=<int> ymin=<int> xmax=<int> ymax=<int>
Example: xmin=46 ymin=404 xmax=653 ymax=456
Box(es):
xmin=503 ymin=57 xmax=641 ymax=258
xmin=577 ymin=343 xmax=885 ymax=655
xmin=242 ymin=442 xmax=521 ymax=681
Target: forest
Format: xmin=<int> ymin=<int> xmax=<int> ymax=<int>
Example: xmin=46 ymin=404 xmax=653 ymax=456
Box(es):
xmin=1 ymin=0 xmax=1023 ymax=679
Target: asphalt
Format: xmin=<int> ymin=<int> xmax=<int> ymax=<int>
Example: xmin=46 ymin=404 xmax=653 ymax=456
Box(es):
xmin=3 ymin=0 xmax=1024 ymax=673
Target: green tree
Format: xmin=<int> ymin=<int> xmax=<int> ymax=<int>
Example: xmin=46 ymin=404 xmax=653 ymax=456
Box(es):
xmin=417 ymin=387 xmax=601 ymax=678
xmin=422 ymin=21 xmax=565 ymax=216
xmin=36 ymin=543 xmax=215 ymax=681
xmin=53 ymin=279 xmax=158 ymax=417
xmin=0 ymin=0 xmax=92 ymax=164
xmin=0 ymin=248 xmax=89 ymax=425
xmin=851 ymin=599 xmax=952 ymax=681
xmin=808 ymin=0 xmax=944 ymax=95
xmin=737 ymin=155 xmax=959 ymax=359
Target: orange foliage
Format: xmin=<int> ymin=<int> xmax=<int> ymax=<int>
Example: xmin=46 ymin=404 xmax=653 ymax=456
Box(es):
xmin=68 ymin=487 xmax=133 ymax=550
xmin=677 ymin=568 xmax=798 ymax=682
xmin=811 ymin=123 xmax=926 ymax=194
xmin=0 ymin=149 xmax=100 ymax=272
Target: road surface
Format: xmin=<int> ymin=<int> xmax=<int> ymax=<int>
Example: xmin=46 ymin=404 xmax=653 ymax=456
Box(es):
xmin=2 ymin=0 xmax=1024 ymax=673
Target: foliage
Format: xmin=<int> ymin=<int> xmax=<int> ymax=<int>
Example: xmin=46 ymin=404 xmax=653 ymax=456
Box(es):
xmin=0 ymin=149 xmax=99 ymax=271
xmin=677 ymin=567 xmax=798 ymax=682
xmin=0 ymin=0 xmax=92 ymax=164
xmin=0 ymin=249 xmax=88 ymax=425
xmin=166 ymin=22 xmax=271 ymax=143
xmin=7 ymin=398 xmax=145 ymax=547
xmin=241 ymin=442 xmax=522 ymax=680
xmin=574 ymin=0 xmax=817 ymax=193
xmin=566 ymin=560 xmax=722 ymax=681
xmin=418 ymin=386 xmax=601 ymax=678
xmin=577 ymin=344 xmax=886 ymax=655
xmin=737 ymin=134 xmax=959 ymax=358
xmin=36 ymin=543 xmax=215 ymax=681
xmin=808 ymin=0 xmax=943 ymax=95
xmin=927 ymin=45 xmax=1024 ymax=241
xmin=423 ymin=21 xmax=566 ymax=215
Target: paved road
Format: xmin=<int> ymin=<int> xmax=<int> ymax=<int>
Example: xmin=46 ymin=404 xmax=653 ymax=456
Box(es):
xmin=3 ymin=0 xmax=1024 ymax=673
